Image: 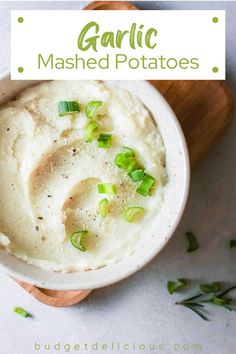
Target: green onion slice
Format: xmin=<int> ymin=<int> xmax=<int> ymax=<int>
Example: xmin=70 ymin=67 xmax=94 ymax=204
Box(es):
xmin=97 ymin=183 xmax=116 ymax=195
xmin=136 ymin=174 xmax=156 ymax=196
xmin=211 ymin=296 xmax=228 ymax=306
xmin=14 ymin=307 xmax=31 ymax=318
xmin=115 ymin=154 xmax=138 ymax=172
xmin=122 ymin=146 xmax=135 ymax=157
xmin=200 ymin=282 xmax=221 ymax=294
xmin=71 ymin=230 xmax=88 ymax=252
xmin=128 ymin=168 xmax=145 ymax=182
xmin=98 ymin=198 xmax=109 ymax=217
xmin=230 ymin=239 xmax=236 ymax=248
xmin=185 ymin=232 xmax=199 ymax=252
xmin=98 ymin=134 xmax=112 ymax=148
xmin=124 ymin=206 xmax=145 ymax=223
xmin=85 ymin=100 xmax=102 ymax=119
xmin=115 ymin=147 xmax=139 ymax=172
xmin=167 ymin=279 xmax=188 ymax=295
xmin=86 ymin=121 xmax=98 ymax=142
xmin=58 ymin=101 xmax=80 ymax=116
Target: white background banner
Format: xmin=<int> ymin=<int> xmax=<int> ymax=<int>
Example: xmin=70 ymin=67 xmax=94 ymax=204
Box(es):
xmin=11 ymin=10 xmax=225 ymax=80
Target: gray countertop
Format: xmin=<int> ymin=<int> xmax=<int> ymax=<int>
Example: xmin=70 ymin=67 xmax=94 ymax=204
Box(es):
xmin=0 ymin=2 xmax=235 ymax=354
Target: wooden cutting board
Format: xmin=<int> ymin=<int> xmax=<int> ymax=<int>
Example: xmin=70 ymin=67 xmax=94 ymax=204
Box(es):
xmin=15 ymin=1 xmax=234 ymax=307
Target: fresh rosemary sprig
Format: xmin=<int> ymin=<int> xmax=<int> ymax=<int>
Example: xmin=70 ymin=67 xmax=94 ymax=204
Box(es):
xmin=175 ymin=283 xmax=236 ymax=321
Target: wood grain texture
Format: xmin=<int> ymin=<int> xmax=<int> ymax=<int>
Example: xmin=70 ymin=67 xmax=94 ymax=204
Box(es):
xmin=84 ymin=1 xmax=137 ymax=10
xmin=15 ymin=279 xmax=92 ymax=307
xmin=14 ymin=1 xmax=234 ymax=307
xmin=151 ymin=80 xmax=234 ymax=167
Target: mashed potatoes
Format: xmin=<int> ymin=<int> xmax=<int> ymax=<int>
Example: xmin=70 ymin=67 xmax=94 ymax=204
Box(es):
xmin=0 ymin=81 xmax=166 ymax=272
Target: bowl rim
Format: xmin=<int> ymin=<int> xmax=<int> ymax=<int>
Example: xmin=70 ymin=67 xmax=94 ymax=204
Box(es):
xmin=0 ymin=72 xmax=190 ymax=290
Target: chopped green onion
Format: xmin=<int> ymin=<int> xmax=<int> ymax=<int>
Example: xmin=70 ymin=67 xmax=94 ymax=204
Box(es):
xmin=114 ymin=147 xmax=139 ymax=172
xmin=185 ymin=232 xmax=199 ymax=252
xmin=128 ymin=168 xmax=145 ymax=182
xmin=97 ymin=183 xmax=116 ymax=195
xmin=230 ymin=239 xmax=236 ymax=248
xmin=124 ymin=206 xmax=145 ymax=223
xmin=98 ymin=198 xmax=109 ymax=217
xmin=86 ymin=121 xmax=98 ymax=142
xmin=14 ymin=307 xmax=31 ymax=318
xmin=98 ymin=134 xmax=112 ymax=148
xmin=136 ymin=174 xmax=156 ymax=196
xmin=167 ymin=279 xmax=187 ymax=295
xmin=200 ymin=282 xmax=221 ymax=294
xmin=122 ymin=146 xmax=135 ymax=157
xmin=211 ymin=296 xmax=228 ymax=307
xmin=115 ymin=153 xmax=138 ymax=172
xmin=71 ymin=230 xmax=88 ymax=252
xmin=85 ymin=100 xmax=102 ymax=119
xmin=58 ymin=101 xmax=80 ymax=116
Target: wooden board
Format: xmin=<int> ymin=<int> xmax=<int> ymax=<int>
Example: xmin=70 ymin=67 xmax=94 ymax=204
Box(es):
xmin=151 ymin=80 xmax=234 ymax=167
xmin=15 ymin=1 xmax=234 ymax=307
xmin=14 ymin=279 xmax=92 ymax=307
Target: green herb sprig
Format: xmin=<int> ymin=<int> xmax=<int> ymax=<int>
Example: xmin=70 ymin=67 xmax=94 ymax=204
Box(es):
xmin=175 ymin=283 xmax=236 ymax=321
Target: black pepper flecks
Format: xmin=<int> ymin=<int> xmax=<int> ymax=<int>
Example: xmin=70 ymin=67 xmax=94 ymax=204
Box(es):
xmin=35 ymin=226 xmax=39 ymax=231
xmin=38 ymin=216 xmax=43 ymax=220
xmin=47 ymin=195 xmax=52 ymax=198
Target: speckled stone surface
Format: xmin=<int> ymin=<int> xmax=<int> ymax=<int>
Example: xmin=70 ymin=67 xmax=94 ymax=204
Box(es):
xmin=0 ymin=2 xmax=235 ymax=354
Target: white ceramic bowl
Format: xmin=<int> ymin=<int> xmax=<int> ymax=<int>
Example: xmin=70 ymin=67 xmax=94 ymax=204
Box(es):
xmin=0 ymin=72 xmax=190 ymax=290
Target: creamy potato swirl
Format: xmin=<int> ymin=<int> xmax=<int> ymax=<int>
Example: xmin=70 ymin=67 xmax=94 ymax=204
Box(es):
xmin=0 ymin=81 xmax=166 ymax=272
